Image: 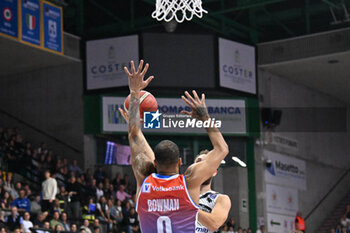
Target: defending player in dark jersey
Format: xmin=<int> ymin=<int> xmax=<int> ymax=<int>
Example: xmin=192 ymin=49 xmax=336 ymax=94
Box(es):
xmin=119 ymin=60 xmax=229 ymax=233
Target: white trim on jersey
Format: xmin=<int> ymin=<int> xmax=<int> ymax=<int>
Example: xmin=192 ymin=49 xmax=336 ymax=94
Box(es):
xmin=151 ymin=173 xmax=179 ymax=180
xmin=183 ymin=175 xmax=200 ymax=208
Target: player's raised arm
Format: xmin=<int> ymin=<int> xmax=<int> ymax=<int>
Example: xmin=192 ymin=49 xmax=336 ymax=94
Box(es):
xmin=182 ymin=91 xmax=229 ymax=199
xmin=122 ymin=60 xmax=156 ymax=193
xmin=198 ymin=195 xmax=231 ymax=231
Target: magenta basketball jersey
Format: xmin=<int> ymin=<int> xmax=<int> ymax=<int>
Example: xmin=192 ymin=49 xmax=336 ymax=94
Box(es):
xmin=136 ymin=173 xmax=199 ymax=233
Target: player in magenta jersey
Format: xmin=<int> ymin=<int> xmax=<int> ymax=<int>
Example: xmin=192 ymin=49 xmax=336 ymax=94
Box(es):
xmin=120 ymin=60 xmax=229 ymax=233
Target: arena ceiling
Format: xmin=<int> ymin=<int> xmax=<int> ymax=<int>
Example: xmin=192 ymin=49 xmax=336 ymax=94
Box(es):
xmin=56 ymin=0 xmax=350 ymax=43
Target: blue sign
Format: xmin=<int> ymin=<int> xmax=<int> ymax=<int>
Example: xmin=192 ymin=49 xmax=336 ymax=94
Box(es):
xmin=42 ymin=1 xmax=62 ymax=53
xmin=143 ymin=111 xmax=162 ymax=129
xmin=0 ymin=0 xmax=18 ymax=38
xmin=21 ymin=0 xmax=40 ymax=45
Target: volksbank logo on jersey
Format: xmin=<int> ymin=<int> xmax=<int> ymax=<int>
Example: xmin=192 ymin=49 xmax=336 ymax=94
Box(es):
xmin=142 ymin=183 xmax=151 ymax=193
xmin=143 ymin=111 xmax=222 ymax=129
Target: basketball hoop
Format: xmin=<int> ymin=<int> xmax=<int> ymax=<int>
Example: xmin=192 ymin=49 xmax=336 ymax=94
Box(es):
xmin=152 ymin=0 xmax=208 ymax=23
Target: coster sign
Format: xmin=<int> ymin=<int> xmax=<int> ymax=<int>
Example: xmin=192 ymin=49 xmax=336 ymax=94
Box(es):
xmin=86 ymin=35 xmax=139 ymax=90
xmin=219 ymin=37 xmax=256 ymax=94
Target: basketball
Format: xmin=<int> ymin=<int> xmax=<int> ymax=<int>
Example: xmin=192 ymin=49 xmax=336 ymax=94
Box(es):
xmin=124 ymin=90 xmax=158 ymax=120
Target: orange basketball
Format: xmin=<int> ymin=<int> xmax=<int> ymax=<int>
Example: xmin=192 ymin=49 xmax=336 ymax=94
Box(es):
xmin=124 ymin=90 xmax=158 ymax=120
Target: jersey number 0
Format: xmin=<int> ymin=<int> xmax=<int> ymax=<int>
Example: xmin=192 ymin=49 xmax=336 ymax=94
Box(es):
xmin=157 ymin=216 xmax=172 ymax=233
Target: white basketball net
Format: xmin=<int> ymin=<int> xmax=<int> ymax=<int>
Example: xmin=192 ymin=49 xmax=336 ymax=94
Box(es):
xmin=152 ymin=0 xmax=208 ymax=23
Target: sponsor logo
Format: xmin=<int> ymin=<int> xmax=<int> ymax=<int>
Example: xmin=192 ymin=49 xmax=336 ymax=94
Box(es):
xmin=143 ymin=111 xmax=222 ymax=129
xmin=151 ymin=185 xmax=184 ymax=192
xmin=143 ymin=111 xmax=161 ymax=129
xmin=142 ymin=183 xmax=151 ymax=193
xmin=266 ymin=162 xmax=276 ymax=176
xmin=196 ymin=227 xmax=210 ymax=233
xmin=3 ymin=8 xmax=12 ymax=22
xmin=26 ymin=14 xmax=35 ymax=30
xmin=23 ymin=0 xmax=39 ymax=10
xmin=48 ymin=19 xmax=57 ymax=38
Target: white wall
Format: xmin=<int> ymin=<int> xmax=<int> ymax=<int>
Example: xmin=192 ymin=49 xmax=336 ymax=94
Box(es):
xmin=256 ymin=69 xmax=350 ymax=233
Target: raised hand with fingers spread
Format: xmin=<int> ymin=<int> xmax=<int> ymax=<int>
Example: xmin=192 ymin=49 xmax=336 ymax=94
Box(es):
xmin=124 ymin=60 xmax=154 ymax=93
xmin=181 ymin=90 xmax=210 ymax=122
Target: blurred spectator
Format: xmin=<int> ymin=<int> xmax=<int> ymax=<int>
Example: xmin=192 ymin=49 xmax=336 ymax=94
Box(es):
xmin=124 ymin=207 xmax=139 ymax=233
xmin=104 ymin=184 xmax=115 ymax=200
xmin=69 ymin=160 xmax=83 ymax=175
xmin=335 ymin=224 xmax=342 ymax=233
xmin=82 ymin=198 xmax=96 ymax=222
xmin=87 ymin=179 xmax=97 ymax=199
xmin=96 ymin=196 xmax=108 ymax=223
xmin=92 ymin=219 xmax=102 ymax=233
xmin=11 ymin=189 xmax=30 ymax=212
xmin=50 ymin=211 xmax=63 ymax=229
xmin=4 ymin=206 xmax=23 ymax=232
xmin=53 ymin=198 xmax=62 ymax=214
xmin=30 ymin=194 xmax=42 ymax=217
xmin=56 ymin=186 xmax=68 ymax=213
xmin=256 ymin=225 xmax=265 ymax=233
xmin=1 ymin=191 xmax=12 ymax=215
xmin=340 ymin=215 xmax=348 ymax=227
xmin=66 ymin=176 xmax=81 ymax=222
xmin=116 ymin=185 xmax=131 ymax=203
xmin=41 ymin=170 xmax=57 ymax=213
xmin=93 ymin=168 xmax=105 ymax=183
xmin=71 ymin=223 xmax=78 ymax=232
xmin=121 ymin=175 xmax=133 ymax=194
xmin=112 ymin=173 xmax=122 ymax=190
xmin=228 ymin=226 xmax=234 ymax=233
xmin=330 ymin=228 xmax=335 ymax=233
xmin=80 ymin=219 xmax=92 ymax=233
xmin=34 ymin=212 xmax=48 ymax=228
xmin=96 ymin=183 xmax=104 ymax=200
xmin=61 ymin=212 xmax=70 ymax=231
xmin=295 ymin=211 xmax=306 ymax=233
xmin=22 ymin=212 xmax=33 ymax=233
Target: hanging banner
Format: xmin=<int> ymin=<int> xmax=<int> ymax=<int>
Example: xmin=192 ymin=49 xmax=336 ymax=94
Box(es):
xmin=266 ymin=183 xmax=299 ymax=216
xmin=264 ymin=150 xmax=307 ymax=190
xmin=20 ymin=0 xmax=40 ymax=46
xmin=86 ymin=35 xmax=139 ymax=90
xmin=102 ymin=96 xmax=246 ymax=135
xmin=219 ymin=37 xmax=256 ymax=94
xmin=42 ymin=1 xmax=63 ymax=54
xmin=0 ymin=0 xmax=19 ymax=39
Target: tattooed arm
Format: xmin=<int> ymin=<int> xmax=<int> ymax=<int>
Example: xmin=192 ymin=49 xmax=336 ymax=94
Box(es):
xmin=122 ymin=60 xmax=156 ymax=195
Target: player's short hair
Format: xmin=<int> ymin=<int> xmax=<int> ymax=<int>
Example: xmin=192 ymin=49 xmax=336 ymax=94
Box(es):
xmin=154 ymin=140 xmax=180 ymax=166
xmin=195 ymin=149 xmax=209 ymax=160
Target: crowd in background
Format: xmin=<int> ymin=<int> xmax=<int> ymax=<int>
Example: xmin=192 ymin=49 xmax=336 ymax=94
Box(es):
xmin=0 ymin=127 xmax=257 ymax=233
xmin=330 ymin=205 xmax=350 ymax=233
xmin=0 ymin=127 xmax=139 ymax=233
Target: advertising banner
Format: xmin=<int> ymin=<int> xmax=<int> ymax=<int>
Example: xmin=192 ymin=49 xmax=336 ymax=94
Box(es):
xmin=219 ymin=37 xmax=256 ymax=94
xmin=0 ymin=0 xmax=19 ymax=38
xmin=266 ymin=183 xmax=299 ymax=216
xmin=102 ymin=96 xmax=246 ymax=135
xmin=42 ymin=1 xmax=63 ymax=54
xmin=20 ymin=0 xmax=40 ymax=46
xmin=86 ymin=35 xmax=139 ymax=90
xmin=264 ymin=150 xmax=307 ymax=190
xmin=267 ymin=213 xmax=295 ymax=233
